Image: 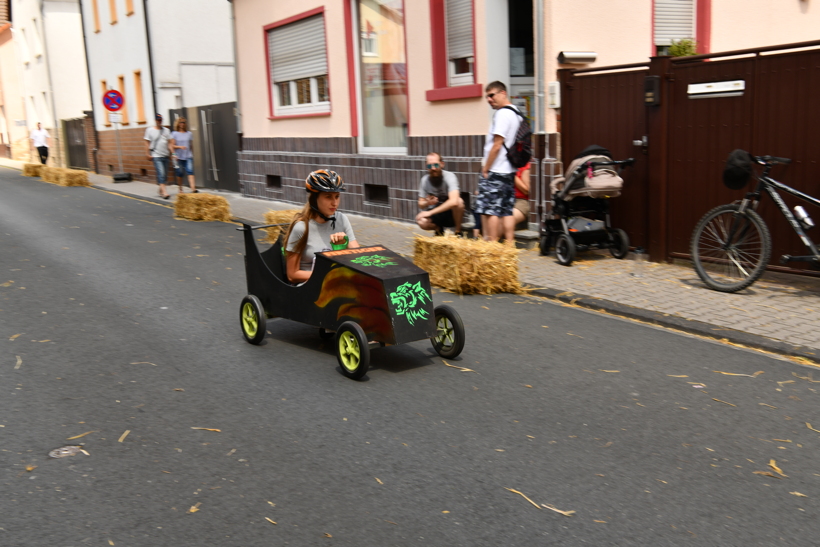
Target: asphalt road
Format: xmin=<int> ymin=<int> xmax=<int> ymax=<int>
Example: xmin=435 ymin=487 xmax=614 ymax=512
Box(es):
xmin=2 ymin=169 xmax=819 ymax=546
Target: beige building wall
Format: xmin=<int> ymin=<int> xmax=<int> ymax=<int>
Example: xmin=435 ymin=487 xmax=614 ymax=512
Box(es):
xmin=0 ymin=26 xmax=31 ymax=161
xmin=710 ymin=0 xmax=819 ymax=52
xmin=234 ymin=0 xmax=352 ymax=139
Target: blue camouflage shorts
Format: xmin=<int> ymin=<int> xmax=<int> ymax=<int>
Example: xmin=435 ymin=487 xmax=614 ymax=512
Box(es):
xmin=475 ymin=172 xmax=515 ymax=217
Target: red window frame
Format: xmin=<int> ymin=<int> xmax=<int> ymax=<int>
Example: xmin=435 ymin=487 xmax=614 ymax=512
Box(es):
xmin=263 ymin=7 xmax=333 ymax=120
xmin=426 ymin=0 xmax=482 ymax=101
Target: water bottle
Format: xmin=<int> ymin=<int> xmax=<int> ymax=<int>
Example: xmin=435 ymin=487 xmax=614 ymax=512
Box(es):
xmin=794 ymin=206 xmax=814 ymax=230
xmin=632 ymin=246 xmax=646 ymax=277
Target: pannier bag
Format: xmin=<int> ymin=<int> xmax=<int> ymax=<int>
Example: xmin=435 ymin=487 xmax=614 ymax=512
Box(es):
xmin=550 ymin=154 xmax=624 ymax=200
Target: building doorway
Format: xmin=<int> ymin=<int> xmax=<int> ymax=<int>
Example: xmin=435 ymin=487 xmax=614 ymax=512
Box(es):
xmin=508 ymin=0 xmax=534 ymax=120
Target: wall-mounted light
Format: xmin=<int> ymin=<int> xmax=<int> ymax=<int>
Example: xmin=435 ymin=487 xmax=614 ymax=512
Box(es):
xmin=557 ymin=51 xmax=597 ymax=64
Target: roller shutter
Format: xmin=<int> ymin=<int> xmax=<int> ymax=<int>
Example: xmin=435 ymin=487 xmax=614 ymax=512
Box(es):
xmin=446 ymin=0 xmax=473 ymax=60
xmin=268 ymin=15 xmax=327 ymax=83
xmin=655 ymin=0 xmax=694 ymax=46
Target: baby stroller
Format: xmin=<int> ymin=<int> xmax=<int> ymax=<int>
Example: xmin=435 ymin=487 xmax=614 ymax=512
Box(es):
xmin=539 ymin=145 xmax=634 ymax=266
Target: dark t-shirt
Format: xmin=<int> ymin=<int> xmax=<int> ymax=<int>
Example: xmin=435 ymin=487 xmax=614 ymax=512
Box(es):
xmin=419 ymin=170 xmax=459 ymax=209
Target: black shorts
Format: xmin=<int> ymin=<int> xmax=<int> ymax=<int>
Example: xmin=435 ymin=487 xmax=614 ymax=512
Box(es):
xmin=430 ymin=209 xmax=456 ymax=228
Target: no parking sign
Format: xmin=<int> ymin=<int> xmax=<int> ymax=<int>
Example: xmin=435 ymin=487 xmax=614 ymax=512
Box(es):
xmin=103 ymin=90 xmax=124 ymax=112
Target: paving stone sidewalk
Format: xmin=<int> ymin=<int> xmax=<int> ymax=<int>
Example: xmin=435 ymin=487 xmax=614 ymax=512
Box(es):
xmin=35 ymin=170 xmax=820 ymax=362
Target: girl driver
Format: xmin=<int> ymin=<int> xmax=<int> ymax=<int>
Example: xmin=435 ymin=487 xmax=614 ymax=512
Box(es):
xmin=283 ymin=170 xmax=359 ymax=283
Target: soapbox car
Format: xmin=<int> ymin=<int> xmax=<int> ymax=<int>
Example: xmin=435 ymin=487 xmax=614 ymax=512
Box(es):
xmin=237 ymin=223 xmax=466 ymax=380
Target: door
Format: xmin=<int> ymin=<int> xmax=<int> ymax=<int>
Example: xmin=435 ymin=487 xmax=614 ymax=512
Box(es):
xmin=63 ymin=118 xmax=89 ymax=170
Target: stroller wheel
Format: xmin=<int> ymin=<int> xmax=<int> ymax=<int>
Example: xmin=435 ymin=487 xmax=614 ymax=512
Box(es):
xmin=539 ymin=234 xmax=551 ymax=256
xmin=609 ymin=228 xmax=630 ymax=259
xmin=555 ymin=234 xmax=576 ymax=266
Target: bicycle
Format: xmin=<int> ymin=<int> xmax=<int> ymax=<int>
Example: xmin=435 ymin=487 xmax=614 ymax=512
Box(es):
xmin=691 ymin=151 xmax=820 ymax=293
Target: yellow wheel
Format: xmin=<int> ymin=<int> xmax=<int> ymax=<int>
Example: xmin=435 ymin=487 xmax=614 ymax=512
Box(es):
xmin=336 ymin=321 xmax=370 ymax=380
xmin=431 ymin=305 xmax=465 ymax=358
xmin=239 ymin=295 xmax=266 ymax=345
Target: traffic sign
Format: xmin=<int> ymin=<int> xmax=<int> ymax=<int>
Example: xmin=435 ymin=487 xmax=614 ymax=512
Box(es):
xmin=103 ymin=90 xmax=124 ymax=112
xmin=109 ymin=112 xmax=123 ymax=123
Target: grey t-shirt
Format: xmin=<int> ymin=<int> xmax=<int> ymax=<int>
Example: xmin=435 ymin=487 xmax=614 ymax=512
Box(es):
xmin=285 ymin=212 xmax=356 ymax=271
xmin=419 ymin=170 xmax=459 ymax=209
xmin=144 ymin=126 xmax=171 ymax=158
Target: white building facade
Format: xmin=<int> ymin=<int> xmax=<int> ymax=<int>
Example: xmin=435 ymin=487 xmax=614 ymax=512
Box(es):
xmin=11 ymin=0 xmax=91 ymax=165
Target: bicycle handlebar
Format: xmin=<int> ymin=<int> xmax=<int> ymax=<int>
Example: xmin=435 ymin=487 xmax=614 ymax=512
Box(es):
xmin=753 ymin=155 xmax=792 ymax=166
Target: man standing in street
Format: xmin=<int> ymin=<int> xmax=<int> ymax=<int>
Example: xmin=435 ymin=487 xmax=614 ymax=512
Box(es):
xmin=144 ymin=113 xmax=172 ymax=199
xmin=30 ymin=123 xmax=50 ymax=165
xmin=476 ymin=81 xmax=520 ymax=243
xmin=415 ymin=152 xmax=464 ymax=235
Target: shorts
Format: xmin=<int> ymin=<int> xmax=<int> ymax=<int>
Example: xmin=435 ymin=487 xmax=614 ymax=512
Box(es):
xmin=513 ymin=198 xmax=530 ymax=219
xmin=475 ymin=172 xmax=515 ymax=217
xmin=175 ymin=158 xmax=194 ymax=176
xmin=430 ymin=209 xmax=456 ymax=229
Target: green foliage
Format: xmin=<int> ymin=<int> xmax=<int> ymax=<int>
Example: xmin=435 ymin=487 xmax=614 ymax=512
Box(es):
xmin=669 ymin=39 xmax=698 ymax=57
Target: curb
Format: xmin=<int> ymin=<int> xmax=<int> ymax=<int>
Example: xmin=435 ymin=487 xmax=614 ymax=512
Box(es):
xmin=527 ymin=286 xmax=820 ymax=365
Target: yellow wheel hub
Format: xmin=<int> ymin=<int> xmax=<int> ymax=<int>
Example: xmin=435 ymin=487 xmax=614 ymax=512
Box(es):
xmin=242 ymin=302 xmax=258 ymax=337
xmin=338 ymin=331 xmax=361 ymax=371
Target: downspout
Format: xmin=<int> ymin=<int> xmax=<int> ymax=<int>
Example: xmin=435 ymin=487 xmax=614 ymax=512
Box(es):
xmin=40 ymin=0 xmax=62 ymax=166
xmin=142 ymin=0 xmax=158 ymax=117
xmin=77 ymin=0 xmax=99 ymax=172
xmin=535 ymin=0 xmax=545 ymax=138
xmin=229 ymin=0 xmax=242 ymax=145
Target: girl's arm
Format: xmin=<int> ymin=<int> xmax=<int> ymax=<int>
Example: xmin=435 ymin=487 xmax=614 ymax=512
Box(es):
xmin=285 ymin=252 xmax=312 ymax=283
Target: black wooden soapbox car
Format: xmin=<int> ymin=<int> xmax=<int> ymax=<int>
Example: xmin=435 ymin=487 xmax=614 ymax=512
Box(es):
xmin=238 ymin=223 xmax=466 ymax=379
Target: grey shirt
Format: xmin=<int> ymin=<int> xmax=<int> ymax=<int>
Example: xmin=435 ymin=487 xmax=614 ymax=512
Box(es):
xmin=285 ymin=212 xmax=356 ymax=271
xmin=144 ymin=126 xmax=171 ymax=158
xmin=419 ymin=170 xmax=459 ymax=209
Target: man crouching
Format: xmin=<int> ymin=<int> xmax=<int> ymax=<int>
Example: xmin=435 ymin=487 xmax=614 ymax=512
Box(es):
xmin=415 ymin=152 xmax=464 ymax=236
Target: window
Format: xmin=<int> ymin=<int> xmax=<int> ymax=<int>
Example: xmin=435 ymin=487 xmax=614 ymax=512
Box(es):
xmin=108 ymin=0 xmax=117 ymax=24
xmin=654 ymin=0 xmax=694 ymax=55
xmin=133 ymin=70 xmax=146 ymax=123
xmin=19 ymin=28 xmax=31 ymax=64
xmin=100 ymin=80 xmax=110 ymax=126
xmin=125 ymin=0 xmax=134 ymax=16
xmin=445 ymin=0 xmax=473 ymax=86
xmin=361 ymin=29 xmax=377 ymax=56
xmin=117 ymin=75 xmax=129 ymax=125
xmin=266 ymin=11 xmax=330 ymax=116
xmin=91 ymin=0 xmax=100 ymax=32
xmin=31 ymin=18 xmax=43 ymax=58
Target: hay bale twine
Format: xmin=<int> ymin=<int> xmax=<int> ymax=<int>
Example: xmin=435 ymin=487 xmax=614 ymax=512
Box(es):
xmin=174 ymin=193 xmax=232 ymax=222
xmin=22 ymin=163 xmax=43 ymax=177
xmin=413 ymin=235 xmax=522 ymax=295
xmin=59 ymin=169 xmax=90 ymax=187
xmin=263 ymin=209 xmax=301 ymax=243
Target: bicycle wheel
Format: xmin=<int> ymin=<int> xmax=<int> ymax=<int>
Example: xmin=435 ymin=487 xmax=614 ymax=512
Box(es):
xmin=691 ymin=204 xmax=771 ymax=292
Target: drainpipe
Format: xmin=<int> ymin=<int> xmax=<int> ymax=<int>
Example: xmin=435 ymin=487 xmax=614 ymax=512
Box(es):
xmin=142 ymin=0 xmax=158 ymax=117
xmin=77 ymin=0 xmax=99 ymax=172
xmin=229 ymin=0 xmax=242 ymax=143
xmin=535 ymin=0 xmax=545 ymax=138
xmin=39 ymin=0 xmax=62 ymax=166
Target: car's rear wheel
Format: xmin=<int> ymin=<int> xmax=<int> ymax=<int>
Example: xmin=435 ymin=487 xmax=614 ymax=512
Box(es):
xmin=430 ymin=305 xmax=466 ymax=359
xmin=240 ymin=295 xmax=266 ymax=345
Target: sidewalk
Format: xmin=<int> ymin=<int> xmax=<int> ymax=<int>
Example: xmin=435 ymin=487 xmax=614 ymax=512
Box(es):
xmin=17 ymin=166 xmax=819 ymax=363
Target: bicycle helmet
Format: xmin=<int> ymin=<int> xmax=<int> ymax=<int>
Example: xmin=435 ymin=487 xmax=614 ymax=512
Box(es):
xmin=305 ymin=169 xmax=346 ymax=193
xmin=723 ymin=149 xmax=753 ymax=190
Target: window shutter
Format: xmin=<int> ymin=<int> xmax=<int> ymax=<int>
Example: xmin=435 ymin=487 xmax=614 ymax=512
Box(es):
xmin=655 ymin=0 xmax=694 ymax=46
xmin=446 ymin=0 xmax=473 ymax=60
xmin=268 ymin=15 xmax=328 ymax=83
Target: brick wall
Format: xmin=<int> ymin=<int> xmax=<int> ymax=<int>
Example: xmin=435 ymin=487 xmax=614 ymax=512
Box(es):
xmin=96 ymin=125 xmax=160 ymax=181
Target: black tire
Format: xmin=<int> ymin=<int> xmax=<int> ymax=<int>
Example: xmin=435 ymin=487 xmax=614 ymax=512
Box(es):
xmin=318 ymin=328 xmax=335 ymax=340
xmin=609 ymin=228 xmax=630 ymax=259
xmin=336 ymin=321 xmax=370 ymax=380
xmin=240 ymin=295 xmax=266 ymax=345
xmin=691 ymin=203 xmax=771 ymax=292
xmin=430 ymin=304 xmax=466 ymax=359
xmin=555 ymin=234 xmax=576 ymax=266
xmin=539 ymin=234 xmax=551 ymax=256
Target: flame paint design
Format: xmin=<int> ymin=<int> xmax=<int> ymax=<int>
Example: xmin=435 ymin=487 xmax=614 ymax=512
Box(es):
xmin=315 ymin=267 xmax=393 ymax=342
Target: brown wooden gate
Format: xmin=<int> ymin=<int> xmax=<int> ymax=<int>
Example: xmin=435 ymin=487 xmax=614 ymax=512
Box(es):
xmin=559 ymin=64 xmax=651 ymax=249
xmin=559 ymin=39 xmax=820 ymax=274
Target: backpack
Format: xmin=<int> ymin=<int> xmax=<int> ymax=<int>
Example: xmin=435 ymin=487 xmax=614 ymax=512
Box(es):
xmin=501 ymin=105 xmax=533 ymax=168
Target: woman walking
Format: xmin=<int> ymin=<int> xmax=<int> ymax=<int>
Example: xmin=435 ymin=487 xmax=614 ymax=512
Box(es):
xmin=169 ymin=117 xmax=197 ymax=193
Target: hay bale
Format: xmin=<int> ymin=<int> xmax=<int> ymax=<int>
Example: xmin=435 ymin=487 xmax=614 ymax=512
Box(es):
xmin=22 ymin=163 xmax=43 ymax=177
xmin=263 ymin=209 xmax=301 ymax=243
xmin=413 ymin=235 xmax=522 ymax=295
xmin=58 ymin=169 xmax=90 ymax=187
xmin=41 ymin=166 xmax=67 ymax=184
xmin=174 ymin=193 xmax=232 ymax=222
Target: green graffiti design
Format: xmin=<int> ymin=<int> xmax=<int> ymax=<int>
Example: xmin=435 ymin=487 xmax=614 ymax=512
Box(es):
xmin=389 ymin=281 xmax=431 ymax=326
xmin=350 ymin=254 xmax=399 ymax=268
